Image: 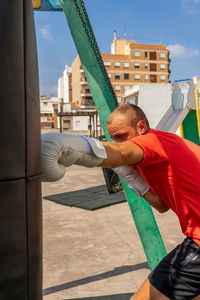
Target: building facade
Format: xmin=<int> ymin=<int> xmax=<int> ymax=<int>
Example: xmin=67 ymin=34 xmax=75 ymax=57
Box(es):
xmin=71 ymin=35 xmax=170 ymax=105
xmin=40 ymin=96 xmax=61 ymax=129
xmin=72 ymin=56 xmax=95 ymax=108
xmin=58 ymin=65 xmax=72 ymax=103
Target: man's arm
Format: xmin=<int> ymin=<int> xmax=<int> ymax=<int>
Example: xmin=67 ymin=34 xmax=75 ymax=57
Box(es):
xmin=143 ymin=189 xmax=169 ymax=213
xmin=100 ymin=140 xmax=144 ymax=168
xmin=112 ymin=164 xmax=169 ymax=214
xmin=41 ymin=133 xmax=143 ymax=181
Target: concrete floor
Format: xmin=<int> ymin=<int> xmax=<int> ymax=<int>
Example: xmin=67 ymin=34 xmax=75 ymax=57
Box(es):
xmin=42 ymin=165 xmax=185 ymax=300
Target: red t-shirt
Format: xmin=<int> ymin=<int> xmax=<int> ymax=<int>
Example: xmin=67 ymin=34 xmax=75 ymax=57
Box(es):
xmin=130 ymin=129 xmax=200 ymax=245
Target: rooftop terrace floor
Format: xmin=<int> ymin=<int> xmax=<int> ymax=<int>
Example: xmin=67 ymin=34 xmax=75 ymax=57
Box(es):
xmin=42 ymin=165 xmax=184 ymax=300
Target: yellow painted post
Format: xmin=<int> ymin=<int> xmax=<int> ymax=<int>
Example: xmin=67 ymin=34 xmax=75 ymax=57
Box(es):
xmin=195 ymin=87 xmax=200 ymax=143
xmin=179 ymin=123 xmax=184 ymax=138
xmin=32 ymin=0 xmax=41 ymax=8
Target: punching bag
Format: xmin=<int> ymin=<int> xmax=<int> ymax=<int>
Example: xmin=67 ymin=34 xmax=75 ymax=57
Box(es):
xmin=0 ymin=1 xmax=42 ymax=299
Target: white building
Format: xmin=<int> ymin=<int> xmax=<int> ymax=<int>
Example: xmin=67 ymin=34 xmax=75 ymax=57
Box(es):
xmin=124 ymin=77 xmax=200 ymax=134
xmin=58 ymin=65 xmax=72 ymax=103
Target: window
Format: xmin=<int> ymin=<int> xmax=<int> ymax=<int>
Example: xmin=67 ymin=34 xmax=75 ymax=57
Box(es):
xmin=150 ymin=75 xmax=157 ymax=82
xmin=117 ymin=96 xmax=122 ymax=103
xmin=104 ymin=61 xmax=111 ymax=67
xmin=160 ymin=75 xmax=166 ymax=81
xmin=115 ymin=74 xmax=120 ymax=79
xmin=85 ymin=97 xmax=94 ymax=105
xmin=115 ymin=62 xmax=120 ymax=67
xmin=160 ymin=52 xmax=165 ymax=58
xmin=150 ymin=63 xmax=157 ymax=71
xmin=134 ymin=51 xmax=140 ymax=57
xmin=145 ymin=51 xmax=148 ymax=58
xmin=124 ymin=62 xmax=129 ymax=68
xmin=134 ymin=63 xmax=140 ymax=68
xmin=134 ymin=74 xmax=140 ymax=80
xmin=145 ymin=63 xmax=148 ymax=69
xmin=115 ymin=85 xmax=121 ymax=91
xmin=160 ymin=64 xmax=165 ymax=69
xmin=107 ymin=73 xmax=111 ymax=78
xmin=150 ymin=52 xmax=156 ymax=60
xmin=85 ymin=88 xmax=90 ymax=94
xmin=145 ymin=75 xmax=148 ymax=80
xmin=124 ymin=73 xmax=129 ymax=80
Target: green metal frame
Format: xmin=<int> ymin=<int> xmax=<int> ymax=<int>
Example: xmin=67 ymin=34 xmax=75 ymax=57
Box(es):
xmin=59 ymin=0 xmax=166 ymax=270
xmin=182 ymin=111 xmax=200 ymax=145
xmin=182 ymin=87 xmax=200 ymax=145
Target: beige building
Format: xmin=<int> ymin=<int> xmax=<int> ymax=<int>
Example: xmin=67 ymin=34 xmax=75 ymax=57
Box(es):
xmin=40 ymin=96 xmax=61 ymax=129
xmin=72 ymin=35 xmax=170 ymax=105
xmin=72 ymin=56 xmax=95 ymax=108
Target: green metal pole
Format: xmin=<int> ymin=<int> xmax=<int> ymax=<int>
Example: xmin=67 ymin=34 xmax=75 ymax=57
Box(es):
xmin=182 ymin=110 xmax=200 ymax=146
xmin=60 ymin=0 xmax=166 ymax=270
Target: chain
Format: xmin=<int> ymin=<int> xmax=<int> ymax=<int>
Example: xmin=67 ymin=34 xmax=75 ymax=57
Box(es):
xmin=73 ymin=0 xmax=118 ymax=105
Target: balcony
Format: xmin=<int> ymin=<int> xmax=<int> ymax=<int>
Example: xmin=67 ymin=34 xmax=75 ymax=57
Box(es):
xmin=40 ymin=117 xmax=53 ymax=122
xmin=81 ymin=93 xmax=92 ymax=98
xmin=81 ymin=99 xmax=95 ymax=106
xmin=81 ymin=88 xmax=91 ymax=97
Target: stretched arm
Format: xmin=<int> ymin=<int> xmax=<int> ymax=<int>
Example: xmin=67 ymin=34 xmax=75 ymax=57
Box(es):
xmin=143 ymin=189 xmax=169 ymax=213
xmin=100 ymin=140 xmax=144 ymax=168
xmin=41 ymin=134 xmax=143 ymax=181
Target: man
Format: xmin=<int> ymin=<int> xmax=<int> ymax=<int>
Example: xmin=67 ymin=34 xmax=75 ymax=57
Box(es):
xmin=41 ymin=103 xmax=200 ymax=300
xmin=101 ymin=103 xmax=200 ymax=300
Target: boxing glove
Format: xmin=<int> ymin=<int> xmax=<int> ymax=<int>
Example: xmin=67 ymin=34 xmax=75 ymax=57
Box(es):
xmin=41 ymin=133 xmax=107 ymax=182
xmin=113 ymin=165 xmax=150 ymax=197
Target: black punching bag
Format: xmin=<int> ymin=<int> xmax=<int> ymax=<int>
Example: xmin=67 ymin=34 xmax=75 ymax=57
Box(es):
xmin=0 ymin=0 xmax=42 ymax=299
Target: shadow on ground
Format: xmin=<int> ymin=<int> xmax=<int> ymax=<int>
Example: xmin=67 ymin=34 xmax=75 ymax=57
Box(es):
xmin=43 ymin=262 xmax=149 ymax=296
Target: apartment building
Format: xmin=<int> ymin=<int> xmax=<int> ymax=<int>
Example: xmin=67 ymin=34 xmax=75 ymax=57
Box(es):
xmin=104 ymin=35 xmax=170 ymax=103
xmin=72 ymin=56 xmax=95 ymax=108
xmin=71 ymin=35 xmax=170 ymax=105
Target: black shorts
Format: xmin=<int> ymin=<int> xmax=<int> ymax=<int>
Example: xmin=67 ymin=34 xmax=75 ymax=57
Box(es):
xmin=149 ymin=237 xmax=200 ymax=300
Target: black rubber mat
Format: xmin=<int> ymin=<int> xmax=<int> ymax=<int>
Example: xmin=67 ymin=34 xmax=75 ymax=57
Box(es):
xmin=43 ymin=185 xmax=126 ymax=210
xmin=66 ymin=293 xmax=133 ymax=300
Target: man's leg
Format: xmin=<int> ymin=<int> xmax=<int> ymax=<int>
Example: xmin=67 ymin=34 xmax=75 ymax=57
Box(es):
xmin=129 ymin=278 xmax=170 ymax=300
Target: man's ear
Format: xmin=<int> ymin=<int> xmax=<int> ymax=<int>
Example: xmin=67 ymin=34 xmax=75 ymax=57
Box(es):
xmin=137 ymin=120 xmax=146 ymax=135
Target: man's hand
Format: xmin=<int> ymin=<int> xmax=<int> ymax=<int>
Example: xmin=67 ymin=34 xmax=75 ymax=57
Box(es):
xmin=143 ymin=190 xmax=169 ymax=213
xmin=41 ymin=133 xmax=107 ymax=182
xmin=113 ymin=165 xmax=150 ymax=197
xmin=113 ymin=165 xmax=169 ymax=213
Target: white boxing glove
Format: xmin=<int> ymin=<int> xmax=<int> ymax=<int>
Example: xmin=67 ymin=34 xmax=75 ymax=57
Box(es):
xmin=113 ymin=165 xmax=150 ymax=197
xmin=41 ymin=133 xmax=107 ymax=182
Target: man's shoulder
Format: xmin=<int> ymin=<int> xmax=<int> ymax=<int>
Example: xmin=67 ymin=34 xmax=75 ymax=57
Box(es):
xmin=129 ymin=128 xmax=180 ymax=149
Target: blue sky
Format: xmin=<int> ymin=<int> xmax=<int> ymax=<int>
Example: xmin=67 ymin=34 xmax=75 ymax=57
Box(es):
xmin=34 ymin=0 xmax=200 ymax=97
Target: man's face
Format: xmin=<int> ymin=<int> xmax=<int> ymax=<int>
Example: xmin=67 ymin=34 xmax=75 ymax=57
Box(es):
xmin=107 ymin=113 xmax=139 ymax=142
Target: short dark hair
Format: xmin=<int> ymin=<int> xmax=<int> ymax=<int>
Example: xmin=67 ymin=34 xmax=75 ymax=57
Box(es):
xmin=108 ymin=103 xmax=150 ymax=129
